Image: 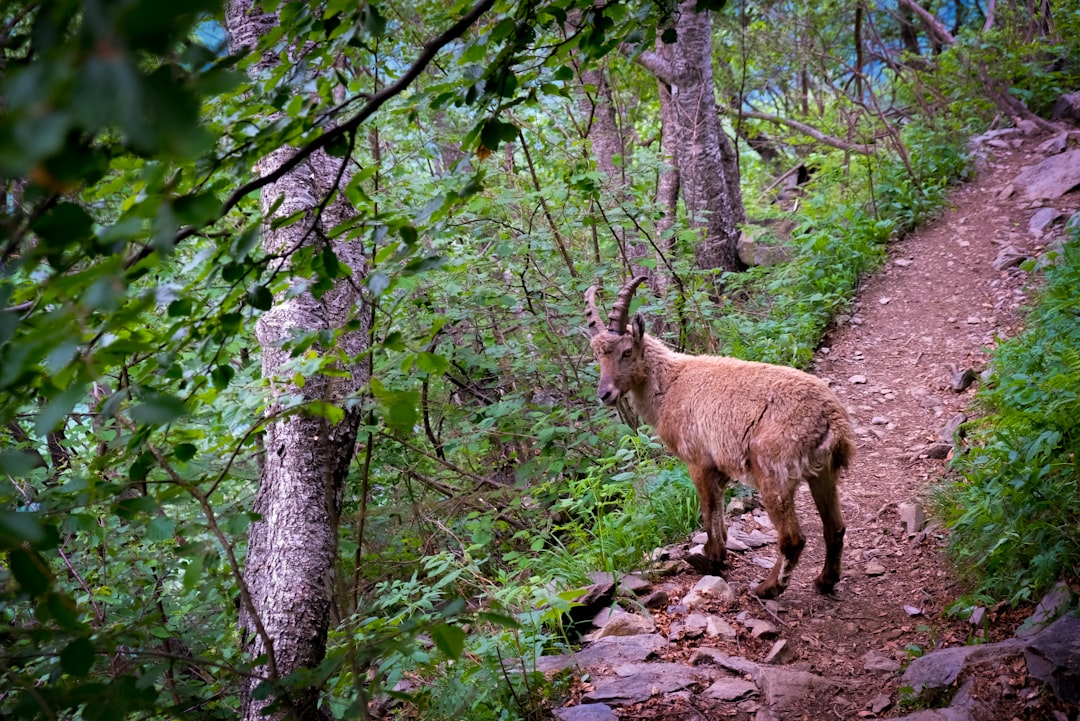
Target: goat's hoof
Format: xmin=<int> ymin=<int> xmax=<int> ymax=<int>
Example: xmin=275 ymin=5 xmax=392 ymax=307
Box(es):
xmin=685 ymin=552 xmax=725 ymax=575
xmin=814 ymin=575 xmax=839 ymax=595
xmin=752 ymin=582 xmax=784 ymax=599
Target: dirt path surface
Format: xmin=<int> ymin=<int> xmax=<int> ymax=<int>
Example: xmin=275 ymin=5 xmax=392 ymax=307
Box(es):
xmin=547 ymin=130 xmax=1080 ymax=721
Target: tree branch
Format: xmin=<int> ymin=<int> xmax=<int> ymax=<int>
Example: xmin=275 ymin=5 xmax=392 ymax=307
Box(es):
xmin=633 ymin=48 xmax=674 ymax=87
xmin=127 ymin=0 xmax=496 ymax=270
xmin=898 ymin=0 xmax=956 ymax=45
xmin=721 ymin=105 xmax=877 ymax=155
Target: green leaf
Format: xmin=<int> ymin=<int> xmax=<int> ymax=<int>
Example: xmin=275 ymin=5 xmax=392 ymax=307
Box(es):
xmin=129 ymin=393 xmax=186 ymax=425
xmin=416 ymin=352 xmax=448 ymax=375
xmin=480 ymin=118 xmax=518 ymax=152
xmin=0 ymin=511 xmax=47 ymax=547
xmin=146 ymin=515 xmax=175 ymax=541
xmin=307 ymin=401 xmax=345 ymax=424
xmin=9 ymin=548 xmax=53 ymax=595
xmin=183 ymin=556 xmax=204 ymax=592
xmin=211 ymin=364 xmax=235 ymax=390
xmin=430 ymin=623 xmax=466 ymax=659
xmin=47 ymin=591 xmax=85 ymax=631
xmin=60 ymin=637 xmax=96 ymax=677
xmin=174 ymin=443 xmax=196 ymax=462
xmin=368 ymin=271 xmax=390 ymax=296
xmin=173 ymin=192 xmax=221 ymax=227
xmin=32 ymin=202 xmax=94 ymax=249
xmin=247 ymin=284 xmax=274 ymax=311
xmin=35 ymin=384 xmax=87 ymax=436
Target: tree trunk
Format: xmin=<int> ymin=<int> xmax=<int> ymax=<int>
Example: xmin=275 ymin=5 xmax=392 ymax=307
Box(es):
xmin=639 ymin=0 xmax=747 ymax=276
xmin=226 ymin=2 xmax=370 ymax=719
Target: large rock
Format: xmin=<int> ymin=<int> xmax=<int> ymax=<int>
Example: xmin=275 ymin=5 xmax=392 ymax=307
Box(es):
xmin=534 ymin=633 xmax=667 ymax=674
xmin=552 ymin=704 xmax=618 ymax=721
xmin=1014 ymin=149 xmax=1080 ymax=200
xmin=1051 ymin=91 xmax=1080 ymax=122
xmin=1024 ymin=615 xmax=1080 ymax=702
xmin=582 ymin=662 xmax=714 ymax=705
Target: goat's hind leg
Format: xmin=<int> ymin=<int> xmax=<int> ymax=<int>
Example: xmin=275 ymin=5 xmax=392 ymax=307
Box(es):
xmin=808 ymin=468 xmax=845 ymax=594
xmin=685 ymin=464 xmax=729 ymax=575
xmin=752 ymin=478 xmax=805 ymax=599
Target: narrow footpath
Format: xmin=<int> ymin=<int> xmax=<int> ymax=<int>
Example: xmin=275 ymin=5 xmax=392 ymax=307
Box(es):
xmin=544 ymin=127 xmax=1080 ymax=721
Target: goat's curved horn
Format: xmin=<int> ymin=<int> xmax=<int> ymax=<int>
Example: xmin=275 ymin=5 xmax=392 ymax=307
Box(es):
xmin=608 ymin=275 xmax=648 ymax=333
xmin=584 ymin=285 xmax=604 ymax=338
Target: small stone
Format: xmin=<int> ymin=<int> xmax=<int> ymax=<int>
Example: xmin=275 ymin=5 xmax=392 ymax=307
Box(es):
xmin=903 ymin=605 xmax=923 ymax=616
xmin=879 ymin=297 xmax=891 ymax=305
xmin=1029 ymin=207 xmax=1064 ymax=237
xmin=596 ymin=612 xmax=656 ymax=638
xmin=894 ymin=258 xmax=914 ymax=267
xmin=553 ymin=703 xmax=619 ymax=721
xmin=969 ymin=607 xmax=986 ymax=627
xmin=692 ymin=532 xmax=709 ymax=545
xmin=763 ymin=639 xmax=793 ymax=664
xmin=849 ymin=374 xmax=867 ymax=385
xmin=863 ymin=650 xmax=901 ymax=673
xmin=752 ymin=556 xmax=775 ymax=569
xmin=706 ymin=615 xmax=737 ymax=638
xmin=865 ymin=561 xmax=886 ymax=576
xmin=994 ymin=245 xmax=1030 ymax=271
xmin=871 ymin=416 xmax=889 ymax=425
xmin=899 ymin=502 xmax=925 ymax=535
xmin=870 ymin=692 xmax=892 ymax=713
xmin=619 ymin=574 xmax=653 ymax=597
xmin=966 ymin=316 xmax=981 ymax=325
xmin=641 ymin=590 xmax=670 ymax=609
xmin=703 ymin=677 xmax=759 ymax=701
xmin=744 ymin=619 xmax=779 ymax=639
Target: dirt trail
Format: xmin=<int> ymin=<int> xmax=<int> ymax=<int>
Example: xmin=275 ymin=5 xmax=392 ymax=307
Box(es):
xmin=550 ymin=130 xmax=1079 ymax=720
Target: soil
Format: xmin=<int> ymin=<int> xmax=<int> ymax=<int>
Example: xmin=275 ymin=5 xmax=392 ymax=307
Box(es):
xmin=564 ymin=130 xmax=1080 ymax=720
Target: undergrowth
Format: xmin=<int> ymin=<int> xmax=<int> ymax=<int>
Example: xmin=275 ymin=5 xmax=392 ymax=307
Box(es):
xmin=934 ymin=236 xmax=1080 ymax=609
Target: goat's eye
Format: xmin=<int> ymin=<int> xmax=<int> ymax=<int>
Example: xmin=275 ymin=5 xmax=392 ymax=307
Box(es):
xmin=621 ymin=349 xmax=632 ymax=359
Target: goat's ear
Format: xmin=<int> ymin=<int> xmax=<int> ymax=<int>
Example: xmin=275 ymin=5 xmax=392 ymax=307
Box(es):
xmin=631 ymin=313 xmax=646 ymax=343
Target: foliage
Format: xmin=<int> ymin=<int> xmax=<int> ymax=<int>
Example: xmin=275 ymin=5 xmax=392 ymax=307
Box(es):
xmin=1 ymin=0 xmax=1068 ymax=718
xmin=933 ymin=236 xmax=1080 ymax=607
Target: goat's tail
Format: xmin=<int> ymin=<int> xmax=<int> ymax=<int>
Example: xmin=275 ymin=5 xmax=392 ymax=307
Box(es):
xmin=830 ymin=425 xmax=857 ymax=476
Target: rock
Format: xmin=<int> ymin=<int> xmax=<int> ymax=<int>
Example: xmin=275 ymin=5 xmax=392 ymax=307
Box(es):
xmin=582 ymin=662 xmax=711 ymax=705
xmin=863 ymin=650 xmax=901 ymax=673
xmin=534 ymin=634 xmax=668 ymax=674
xmin=1051 ymin=91 xmax=1080 ymax=122
xmin=756 ymin=666 xmax=840 ymax=714
xmin=1030 ymin=207 xmax=1064 ymax=237
xmin=726 ymin=529 xmax=750 ymax=552
xmin=703 ymin=677 xmax=759 ymax=701
xmin=937 ymin=412 xmax=967 ymax=442
xmin=763 ymin=639 xmax=793 ymax=664
xmin=638 ymin=560 xmax=681 ymax=581
xmin=588 ymin=571 xmax=617 ymax=585
xmin=553 ymin=704 xmax=619 ymax=721
xmin=618 ymin=574 xmax=652 ymax=597
xmin=969 ymin=607 xmax=986 ymax=627
xmin=900 ymin=638 xmax=1027 ymax=695
xmin=900 ymin=502 xmax=926 ymax=535
xmin=743 ymin=618 xmax=779 ymax=639
xmin=1023 ymin=615 xmax=1080 ymax=702
xmin=993 ymin=244 xmax=1030 ymax=270
xmin=922 ymin=442 xmax=953 ymax=460
xmin=706 ymin=615 xmax=737 ymax=638
xmin=949 ymin=365 xmax=977 ymax=392
xmin=669 ymin=613 xmax=708 ymax=641
xmin=732 ymin=528 xmax=776 ymax=548
xmin=596 ymin=612 xmax=656 ymax=638
xmin=1014 ymin=149 xmax=1080 ymax=201
xmin=865 ymin=560 xmax=887 ymax=576
xmin=738 ymin=225 xmax=792 ymax=267
xmin=1017 ymin=581 xmax=1073 ymax=637
xmin=1037 ymin=132 xmax=1069 ymax=156
xmin=895 ymin=258 xmax=914 ymax=267
xmin=969 ymin=127 xmax=1023 ymax=147
xmin=904 ymin=605 xmax=923 ymax=616
xmin=998 ymin=183 xmax=1016 ymax=199
xmin=592 ymin=606 xmax=628 ymax=628
xmin=871 ymin=415 xmax=889 ymax=425
xmin=849 ymin=374 xmax=867 ymax=384
xmin=683 ymin=575 xmax=736 ymax=609
xmin=870 ymin=691 xmax=892 ymax=713
xmin=566 ymin=581 xmax=616 ymax=632
xmin=640 ymin=589 xmax=670 ymax=609
xmin=690 ymin=647 xmax=760 ymax=675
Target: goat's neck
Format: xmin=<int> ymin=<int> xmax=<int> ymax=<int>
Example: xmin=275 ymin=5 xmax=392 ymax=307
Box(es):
xmin=629 ymin=334 xmax=680 ymax=427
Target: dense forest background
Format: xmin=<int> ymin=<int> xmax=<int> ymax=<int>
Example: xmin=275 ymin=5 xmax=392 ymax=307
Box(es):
xmin=1 ymin=0 xmax=1078 ymax=719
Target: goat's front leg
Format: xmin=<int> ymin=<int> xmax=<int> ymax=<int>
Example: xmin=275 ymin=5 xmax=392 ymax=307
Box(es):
xmin=685 ymin=464 xmax=729 ymax=575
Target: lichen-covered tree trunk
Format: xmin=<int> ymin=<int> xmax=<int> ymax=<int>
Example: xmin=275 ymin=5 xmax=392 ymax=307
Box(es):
xmin=639 ymin=0 xmax=747 ymax=275
xmin=226 ymin=2 xmax=370 ymax=719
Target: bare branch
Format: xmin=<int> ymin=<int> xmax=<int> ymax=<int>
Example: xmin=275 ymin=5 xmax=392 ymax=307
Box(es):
xmin=721 ymin=106 xmax=877 ymax=155
xmin=898 ymin=0 xmax=956 ymax=45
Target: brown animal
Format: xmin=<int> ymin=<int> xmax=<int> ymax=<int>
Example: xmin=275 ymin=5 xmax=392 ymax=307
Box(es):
xmin=585 ymin=276 xmax=855 ymax=598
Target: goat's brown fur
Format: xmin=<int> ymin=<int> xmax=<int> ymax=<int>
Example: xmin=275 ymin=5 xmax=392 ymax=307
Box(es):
xmin=586 ymin=277 xmax=855 ymax=598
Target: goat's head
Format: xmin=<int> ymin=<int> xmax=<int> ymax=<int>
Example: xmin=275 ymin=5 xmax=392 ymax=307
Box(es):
xmin=585 ymin=276 xmax=648 ymax=406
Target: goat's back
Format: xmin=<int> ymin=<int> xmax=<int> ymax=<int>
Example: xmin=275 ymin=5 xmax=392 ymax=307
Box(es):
xmin=643 ymin=354 xmax=854 ymax=482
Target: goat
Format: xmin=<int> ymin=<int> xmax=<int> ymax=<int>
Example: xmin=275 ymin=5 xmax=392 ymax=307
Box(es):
xmin=585 ymin=276 xmax=855 ymax=598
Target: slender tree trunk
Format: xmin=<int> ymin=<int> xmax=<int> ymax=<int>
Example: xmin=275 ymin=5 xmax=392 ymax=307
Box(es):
xmin=639 ymin=0 xmax=747 ymax=276
xmin=226 ymin=2 xmax=371 ymax=719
